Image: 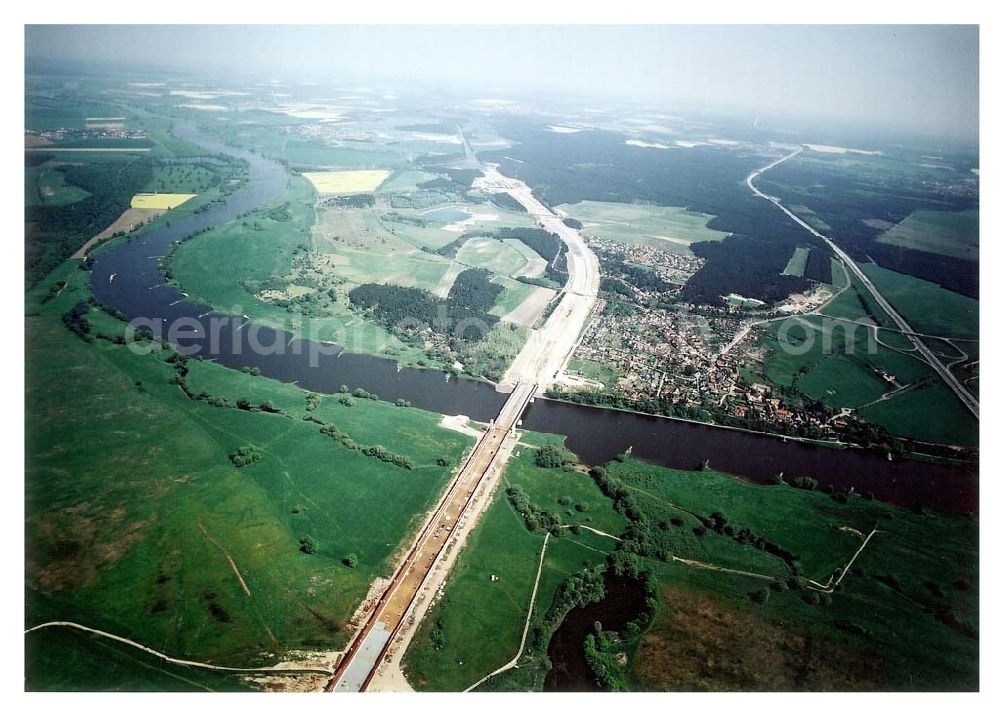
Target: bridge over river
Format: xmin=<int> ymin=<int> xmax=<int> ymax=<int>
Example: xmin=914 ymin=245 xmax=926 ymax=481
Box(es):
xmin=329 ymin=382 xmax=538 ymax=692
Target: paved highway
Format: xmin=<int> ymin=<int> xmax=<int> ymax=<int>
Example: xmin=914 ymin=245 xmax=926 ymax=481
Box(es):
xmin=748 ymin=149 xmax=979 ymax=419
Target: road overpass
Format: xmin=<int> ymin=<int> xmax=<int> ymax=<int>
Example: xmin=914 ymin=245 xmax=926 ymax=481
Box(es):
xmin=328 ymin=381 xmax=538 ymax=692
xmin=747 ymin=149 xmax=979 ymax=419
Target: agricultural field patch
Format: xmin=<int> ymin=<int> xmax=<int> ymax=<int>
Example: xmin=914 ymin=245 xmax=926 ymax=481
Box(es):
xmin=489 ymin=276 xmax=555 ymax=327
xmin=130 ymin=192 xmax=196 ymax=209
xmin=323 ymin=246 xmax=455 ymax=294
xmin=302 ymin=170 xmax=392 ymax=195
xmin=876 ymin=209 xmax=978 ymax=261
xmin=456 ymin=237 xmax=529 ymax=277
xmin=557 ymin=200 xmax=726 ymax=254
xmin=860 ymin=263 xmax=978 ymax=340
xmin=781 ymin=247 xmax=811 ymax=277
xmin=376 ymin=170 xmax=440 ymax=193
xmin=311 ymin=206 xmax=413 ymax=254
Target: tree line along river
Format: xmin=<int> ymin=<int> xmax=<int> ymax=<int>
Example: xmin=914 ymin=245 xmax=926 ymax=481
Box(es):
xmin=87 ymin=118 xmax=977 ymax=515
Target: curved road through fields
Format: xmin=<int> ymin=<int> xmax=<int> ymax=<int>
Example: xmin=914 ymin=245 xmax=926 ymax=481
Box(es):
xmin=747 ymin=149 xmax=979 ymax=419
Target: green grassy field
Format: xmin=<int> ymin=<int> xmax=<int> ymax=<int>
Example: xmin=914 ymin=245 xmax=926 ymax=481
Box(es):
xmin=25 ymin=266 xmax=473 ymax=688
xmin=567 ymin=357 xmax=620 ymax=389
xmin=376 ymin=169 xmax=441 ymax=193
xmin=381 ymin=217 xmax=463 ymax=251
xmin=402 ymin=435 xmax=624 ymax=691
xmin=781 ymin=246 xmax=811 ymax=277
xmin=862 ymin=378 xmax=980 ymax=446
xmin=556 ymin=200 xmax=727 ymax=254
xmin=615 ymin=458 xmax=977 ymax=691
xmin=860 ymin=263 xmax=978 ymax=340
xmin=404 ymin=449 xmax=977 ymax=691
xmin=760 ymin=271 xmax=977 ymax=444
xmin=25 ymin=166 xmax=92 ymax=207
xmin=24 ymin=620 xmax=255 ymax=692
xmin=456 ymin=237 xmax=529 ymax=276
xmin=326 ymin=245 xmax=457 ymax=295
xmin=168 ymin=176 xmax=425 ymax=362
xmin=488 ymin=276 xmax=552 ymax=322
xmin=876 ymin=209 xmax=978 ymax=261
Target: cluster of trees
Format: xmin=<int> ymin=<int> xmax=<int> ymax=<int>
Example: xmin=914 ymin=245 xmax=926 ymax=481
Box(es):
xmin=532 ymin=567 xmax=606 ymax=653
xmin=61 ymin=301 xmax=92 ymax=341
xmin=347 ymin=386 xmax=378 ymax=400
xmin=416 ymin=177 xmax=464 ymax=196
xmin=535 ymin=444 xmax=572 ymax=469
xmin=316 ymin=422 xmax=414 ymax=469
xmin=683 ymin=234 xmax=812 ymax=305
xmin=582 ymin=628 xmax=627 ymax=691
xmin=229 ymin=445 xmax=263 ymax=468
xmin=547 ymin=386 xmax=713 ymax=424
xmin=319 ymin=194 xmax=374 ymax=209
xmin=488 ymin=192 xmax=527 ymax=212
xmin=506 ymin=485 xmax=563 ymax=534
xmin=27 ymin=158 xmax=154 ymax=288
xmin=442 ymin=169 xmax=481 ymax=188
xmin=299 ymin=535 xmax=318 ymax=554
xmin=590 ymin=465 xmax=675 ymax=561
xmin=488 ymin=227 xmax=560 ymax=261
xmin=348 ymin=268 xmax=501 ymax=343
xmin=271 ymin=287 xmax=339 ymax=318
xmin=364 ymin=444 xmax=414 ymax=469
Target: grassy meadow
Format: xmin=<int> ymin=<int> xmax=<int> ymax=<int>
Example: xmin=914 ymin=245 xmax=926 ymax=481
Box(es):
xmin=25 ymin=264 xmax=474 ymax=688
xmin=556 ymin=200 xmax=727 ymax=254
xmin=403 ymin=450 xmax=978 ymax=691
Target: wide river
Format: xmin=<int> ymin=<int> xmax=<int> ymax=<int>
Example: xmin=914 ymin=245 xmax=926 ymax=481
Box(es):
xmin=89 ymin=120 xmax=977 ymax=514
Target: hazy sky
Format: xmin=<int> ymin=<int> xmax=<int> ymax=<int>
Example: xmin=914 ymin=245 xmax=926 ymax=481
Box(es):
xmin=25 ymin=25 xmax=979 ymax=140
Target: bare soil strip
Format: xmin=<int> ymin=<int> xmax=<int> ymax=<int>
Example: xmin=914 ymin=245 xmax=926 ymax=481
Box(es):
xmin=72 ymin=207 xmax=166 ymax=259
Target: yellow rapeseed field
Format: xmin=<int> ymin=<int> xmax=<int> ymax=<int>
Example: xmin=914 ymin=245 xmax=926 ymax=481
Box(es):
xmin=130 ymin=193 xmax=197 ymax=209
xmin=303 ymin=170 xmax=392 ymax=195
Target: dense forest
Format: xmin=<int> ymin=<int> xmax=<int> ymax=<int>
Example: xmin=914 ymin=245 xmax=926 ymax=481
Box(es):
xmin=25 ymin=157 xmax=154 ymax=288
xmin=480 ymin=121 xmax=821 ymax=305
xmin=488 ymin=192 xmax=528 ymax=212
xmin=683 ymin=235 xmax=811 ymax=305
xmin=758 ymin=156 xmax=979 ymax=298
xmin=348 ymin=268 xmax=501 ymax=342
